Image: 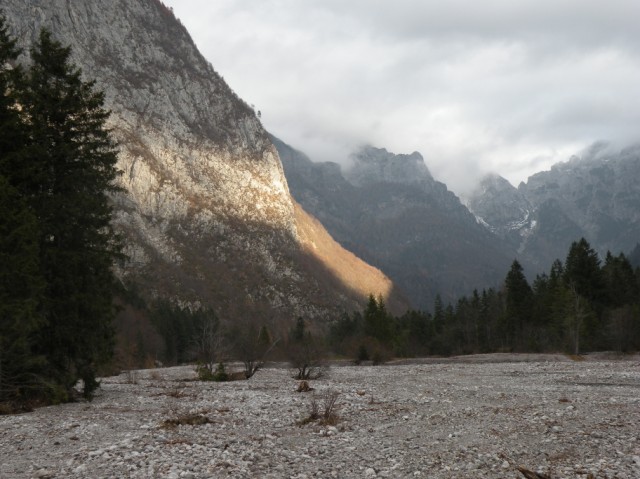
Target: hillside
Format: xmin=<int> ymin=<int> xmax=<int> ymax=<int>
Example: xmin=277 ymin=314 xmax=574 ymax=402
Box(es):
xmin=276 ymin=136 xmax=516 ymax=309
xmin=2 ymin=0 xmax=405 ymax=322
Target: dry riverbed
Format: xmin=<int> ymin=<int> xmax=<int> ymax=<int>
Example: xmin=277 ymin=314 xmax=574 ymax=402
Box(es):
xmin=1 ymin=354 xmax=639 ymax=478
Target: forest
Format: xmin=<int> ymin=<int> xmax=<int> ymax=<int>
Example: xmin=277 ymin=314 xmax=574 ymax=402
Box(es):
xmin=329 ymin=238 xmax=640 ymax=360
xmin=125 ymin=237 xmax=640 ymax=376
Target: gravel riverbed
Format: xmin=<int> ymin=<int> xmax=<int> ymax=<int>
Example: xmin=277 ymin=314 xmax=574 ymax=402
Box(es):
xmin=1 ymin=354 xmax=639 ymax=478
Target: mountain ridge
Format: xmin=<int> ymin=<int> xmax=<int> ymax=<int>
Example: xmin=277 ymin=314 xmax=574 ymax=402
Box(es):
xmin=2 ymin=0 xmax=406 ymax=322
xmin=275 ymin=136 xmax=517 ymax=309
xmin=468 ymin=144 xmax=640 ymax=270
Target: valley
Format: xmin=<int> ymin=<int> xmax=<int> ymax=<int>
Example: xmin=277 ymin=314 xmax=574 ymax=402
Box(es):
xmin=1 ymin=355 xmax=639 ymax=478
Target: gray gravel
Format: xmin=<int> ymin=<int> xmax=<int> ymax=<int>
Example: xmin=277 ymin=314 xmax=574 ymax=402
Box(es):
xmin=1 ymin=354 xmax=640 ymax=478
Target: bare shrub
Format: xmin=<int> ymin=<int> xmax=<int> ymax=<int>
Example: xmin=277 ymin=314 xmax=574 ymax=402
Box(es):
xmin=298 ymin=390 xmax=340 ymax=426
xmin=192 ymin=311 xmax=226 ymax=381
xmin=321 ymin=390 xmax=340 ymax=425
xmin=297 ymin=380 xmax=313 ymax=392
xmin=230 ymin=322 xmax=279 ymax=379
xmin=286 ymin=318 xmax=327 ymax=380
xmin=124 ymin=369 xmax=139 ymax=384
xmin=309 ymin=396 xmax=320 ymax=421
xmin=166 ymin=382 xmax=188 ymax=398
xmin=161 ymin=413 xmax=210 ymax=429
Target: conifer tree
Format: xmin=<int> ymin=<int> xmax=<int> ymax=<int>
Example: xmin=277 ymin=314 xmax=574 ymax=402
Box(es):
xmin=0 ymin=177 xmax=44 ymax=402
xmin=363 ymin=294 xmax=394 ymax=344
xmin=0 ymin=14 xmax=46 ymax=403
xmin=19 ymin=29 xmax=122 ymax=398
xmin=564 ymin=238 xmax=605 ymax=305
xmin=503 ymin=260 xmax=532 ymax=349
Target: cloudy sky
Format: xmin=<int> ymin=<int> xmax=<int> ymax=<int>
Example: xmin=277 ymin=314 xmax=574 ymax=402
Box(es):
xmin=163 ymin=0 xmax=640 ymax=195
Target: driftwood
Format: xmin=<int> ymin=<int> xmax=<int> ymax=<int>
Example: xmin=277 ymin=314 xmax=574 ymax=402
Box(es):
xmin=517 ymin=466 xmax=551 ymax=479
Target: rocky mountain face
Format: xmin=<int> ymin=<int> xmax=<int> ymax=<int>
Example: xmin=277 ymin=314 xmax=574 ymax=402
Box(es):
xmin=3 ymin=0 xmax=405 ymax=322
xmin=468 ymin=144 xmax=640 ymax=271
xmin=276 ymin=138 xmax=516 ymax=309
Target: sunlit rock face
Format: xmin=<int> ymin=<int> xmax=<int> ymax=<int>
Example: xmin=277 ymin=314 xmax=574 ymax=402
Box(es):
xmin=3 ymin=0 xmax=404 ymax=320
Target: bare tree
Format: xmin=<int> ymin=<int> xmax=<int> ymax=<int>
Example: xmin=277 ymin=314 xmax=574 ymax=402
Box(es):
xmin=568 ymin=283 xmax=589 ymax=356
xmin=286 ymin=318 xmax=326 ymax=380
xmin=192 ymin=310 xmax=225 ymax=379
xmin=231 ymin=323 xmax=279 ymax=379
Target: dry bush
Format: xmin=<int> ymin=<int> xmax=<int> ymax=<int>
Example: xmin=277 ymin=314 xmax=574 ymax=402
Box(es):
xmin=322 ymin=390 xmax=339 ymax=421
xmin=298 ymin=389 xmax=340 ymax=426
xmin=124 ymin=369 xmax=139 ymax=385
xmin=161 ymin=413 xmax=210 ymax=429
xmin=165 ymin=382 xmax=188 ymax=398
xmin=297 ymin=380 xmax=313 ymax=392
xmin=566 ymin=354 xmax=586 ymax=361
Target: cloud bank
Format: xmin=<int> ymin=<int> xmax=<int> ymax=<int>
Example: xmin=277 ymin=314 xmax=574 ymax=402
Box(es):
xmin=164 ymin=0 xmax=640 ymax=194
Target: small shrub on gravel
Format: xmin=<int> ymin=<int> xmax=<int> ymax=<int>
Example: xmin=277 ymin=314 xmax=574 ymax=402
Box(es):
xmin=298 ymin=390 xmax=340 ymax=426
xmin=372 ymin=351 xmax=385 ymax=365
xmin=566 ymin=354 xmax=586 ymax=361
xmin=355 ymin=344 xmax=369 ymax=364
xmin=196 ymin=363 xmax=229 ymax=382
xmin=297 ymin=380 xmax=314 ymax=392
xmin=124 ymin=369 xmax=139 ymax=384
xmin=165 ymin=383 xmax=188 ymax=398
xmin=161 ymin=413 xmax=211 ymax=429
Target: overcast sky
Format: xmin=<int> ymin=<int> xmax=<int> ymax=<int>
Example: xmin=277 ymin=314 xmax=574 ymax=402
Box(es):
xmin=163 ymin=0 xmax=640 ymax=195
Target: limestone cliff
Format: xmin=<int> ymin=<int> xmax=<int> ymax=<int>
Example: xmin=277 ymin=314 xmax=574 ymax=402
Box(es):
xmin=2 ymin=0 xmax=405 ymax=320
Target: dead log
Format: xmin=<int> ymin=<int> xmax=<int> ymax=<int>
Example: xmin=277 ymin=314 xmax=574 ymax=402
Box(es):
xmin=517 ymin=466 xmax=551 ymax=479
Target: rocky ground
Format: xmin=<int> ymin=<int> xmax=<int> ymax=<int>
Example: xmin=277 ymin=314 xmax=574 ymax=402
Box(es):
xmin=1 ymin=354 xmax=639 ymax=479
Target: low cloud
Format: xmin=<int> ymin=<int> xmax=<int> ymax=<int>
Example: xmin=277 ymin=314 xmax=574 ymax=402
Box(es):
xmin=164 ymin=0 xmax=640 ymax=195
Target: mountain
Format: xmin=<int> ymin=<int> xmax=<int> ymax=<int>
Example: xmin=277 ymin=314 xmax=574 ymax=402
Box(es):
xmin=276 ymin=137 xmax=517 ymax=309
xmin=468 ymin=144 xmax=640 ymax=270
xmin=2 ymin=0 xmax=406 ymax=322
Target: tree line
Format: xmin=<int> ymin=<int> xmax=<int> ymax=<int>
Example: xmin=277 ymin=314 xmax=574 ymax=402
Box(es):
xmin=1 ymin=16 xmax=121 ymax=407
xmin=328 ymin=238 xmax=640 ymax=360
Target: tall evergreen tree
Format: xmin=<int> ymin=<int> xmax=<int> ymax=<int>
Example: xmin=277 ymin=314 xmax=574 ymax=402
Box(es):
xmin=602 ymin=252 xmax=637 ymax=308
xmin=0 ymin=14 xmax=46 ymax=404
xmin=0 ymin=176 xmax=45 ymax=403
xmin=563 ymin=239 xmax=606 ymax=350
xmin=503 ymin=260 xmax=533 ymax=349
xmin=18 ymin=29 xmax=122 ymax=398
xmin=363 ymin=294 xmax=394 ymax=344
xmin=564 ymin=239 xmax=605 ymax=305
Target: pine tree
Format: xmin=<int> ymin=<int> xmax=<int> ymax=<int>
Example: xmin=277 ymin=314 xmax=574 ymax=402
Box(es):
xmin=564 ymin=238 xmax=605 ymax=305
xmin=363 ymin=294 xmax=394 ymax=344
xmin=563 ymin=239 xmax=606 ymax=350
xmin=602 ymin=252 xmax=637 ymax=308
xmin=0 ymin=14 xmax=46 ymax=404
xmin=503 ymin=260 xmax=533 ymax=349
xmin=19 ymin=30 xmax=122 ymax=398
xmin=0 ymin=176 xmax=44 ymax=403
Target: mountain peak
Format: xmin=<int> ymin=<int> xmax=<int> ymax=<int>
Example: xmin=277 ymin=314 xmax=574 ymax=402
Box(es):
xmin=344 ymin=145 xmax=434 ymax=187
xmin=467 ymin=173 xmax=532 ymax=237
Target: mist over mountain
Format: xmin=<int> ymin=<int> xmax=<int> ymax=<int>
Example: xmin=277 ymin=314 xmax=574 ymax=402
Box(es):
xmin=2 ymin=0 xmax=406 ymax=323
xmin=468 ymin=144 xmax=640 ymax=271
xmin=275 ymin=137 xmax=516 ymax=309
